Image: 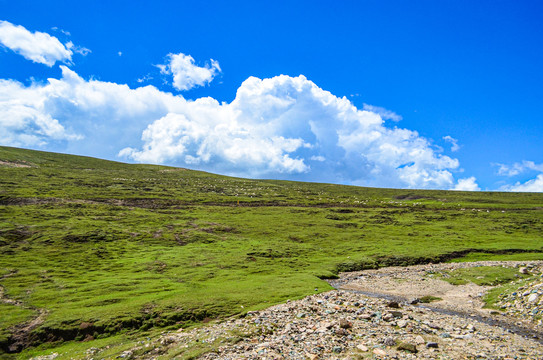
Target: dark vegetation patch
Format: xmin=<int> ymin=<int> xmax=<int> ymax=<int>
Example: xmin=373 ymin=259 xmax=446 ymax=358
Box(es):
xmin=246 ymin=248 xmax=296 ymax=259
xmin=334 ymin=248 xmax=543 ymax=274
xmin=394 ymin=194 xmax=427 ymax=200
xmin=419 ymin=295 xmax=442 ymax=303
xmin=63 ymin=231 xmax=114 ymax=243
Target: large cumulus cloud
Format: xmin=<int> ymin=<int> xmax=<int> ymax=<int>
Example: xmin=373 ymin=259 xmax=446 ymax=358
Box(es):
xmin=121 ymin=74 xmax=460 ymax=188
xmin=0 ymin=43 xmax=464 ymax=189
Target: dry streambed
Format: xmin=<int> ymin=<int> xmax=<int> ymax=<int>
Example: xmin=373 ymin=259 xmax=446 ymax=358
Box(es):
xmin=37 ymin=261 xmax=543 ymax=359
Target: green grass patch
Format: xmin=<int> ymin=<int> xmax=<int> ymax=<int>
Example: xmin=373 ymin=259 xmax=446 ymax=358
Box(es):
xmin=448 ymin=252 xmax=543 ymax=262
xmin=440 ymin=266 xmax=529 ymax=286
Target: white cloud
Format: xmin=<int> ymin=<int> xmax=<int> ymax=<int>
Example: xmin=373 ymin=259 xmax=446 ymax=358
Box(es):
xmin=122 ymin=75 xmax=460 ymax=188
xmin=310 ymin=155 xmax=326 ymax=162
xmin=0 ymin=20 xmax=73 ymax=66
xmin=495 ymin=160 xmax=543 ymax=177
xmin=493 ymin=160 xmax=543 ymax=192
xmin=0 ymin=77 xmax=82 ymax=147
xmin=443 ymin=135 xmax=460 ymax=152
xmin=0 ymin=65 xmax=462 ymax=189
xmin=502 ymin=174 xmax=543 ymax=192
xmin=453 ymin=177 xmax=480 ymax=191
xmin=158 ymin=53 xmax=221 ymax=91
xmin=362 ymin=104 xmax=402 ymax=122
xmin=0 ymin=66 xmax=174 ymax=154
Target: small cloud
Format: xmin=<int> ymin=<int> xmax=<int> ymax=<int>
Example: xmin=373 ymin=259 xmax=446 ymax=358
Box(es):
xmin=66 ymin=41 xmax=91 ymax=56
xmin=136 ymin=74 xmax=153 ymax=83
xmin=51 ymin=27 xmax=71 ymax=36
xmin=453 ymin=177 xmax=480 ymax=191
xmin=0 ymin=20 xmax=73 ymax=66
xmin=501 ymin=174 xmax=543 ymax=192
xmin=310 ymin=155 xmax=325 ymax=162
xmin=443 ymin=135 xmax=460 ymax=152
xmin=362 ymin=104 xmax=402 ymax=122
xmin=118 ymin=51 xmax=122 ymax=57
xmin=158 ymin=52 xmax=221 ymax=91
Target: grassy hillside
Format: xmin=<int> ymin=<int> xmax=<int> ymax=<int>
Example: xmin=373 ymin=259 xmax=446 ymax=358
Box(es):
xmin=1 ymin=146 xmax=542 ymax=358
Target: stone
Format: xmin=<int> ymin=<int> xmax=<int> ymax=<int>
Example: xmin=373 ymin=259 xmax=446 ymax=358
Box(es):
xmin=397 ymin=319 xmax=408 ymax=328
xmin=382 ymin=337 xmax=396 ymax=346
xmin=387 ymin=301 xmax=400 ymax=308
xmin=356 ymin=344 xmax=369 ymax=352
xmin=528 ymin=293 xmax=539 ymax=303
xmin=519 ymin=267 xmax=530 ymax=274
xmin=426 ymin=342 xmax=439 ymax=348
xmin=390 ymin=310 xmax=403 ymax=318
xmin=415 ymin=335 xmax=425 ymax=344
xmin=332 ymin=346 xmax=343 ymax=353
xmin=397 ymin=342 xmax=417 ymax=353
xmin=373 ymin=348 xmax=387 ymax=356
xmin=339 ymin=319 xmax=352 ymax=329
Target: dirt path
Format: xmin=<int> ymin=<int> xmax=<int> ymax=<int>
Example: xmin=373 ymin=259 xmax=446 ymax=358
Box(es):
xmin=334 ymin=260 xmax=540 ymax=317
xmin=1 ymin=270 xmax=48 ymax=353
xmin=331 ymin=260 xmax=543 ymax=344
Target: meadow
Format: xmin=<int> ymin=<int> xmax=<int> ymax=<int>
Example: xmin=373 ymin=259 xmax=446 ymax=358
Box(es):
xmin=0 ymin=146 xmax=542 ymax=358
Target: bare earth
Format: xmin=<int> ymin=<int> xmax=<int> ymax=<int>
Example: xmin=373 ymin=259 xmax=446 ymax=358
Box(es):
xmin=338 ymin=261 xmax=541 ymax=319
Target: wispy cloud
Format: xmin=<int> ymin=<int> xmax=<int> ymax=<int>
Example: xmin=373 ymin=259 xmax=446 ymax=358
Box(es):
xmin=0 ymin=20 xmax=74 ymax=66
xmin=362 ymin=104 xmax=402 ymax=122
xmin=66 ymin=41 xmax=91 ymax=56
xmin=158 ymin=53 xmax=221 ymax=91
xmin=494 ymin=160 xmax=543 ymax=177
xmin=443 ymin=135 xmax=460 ymax=152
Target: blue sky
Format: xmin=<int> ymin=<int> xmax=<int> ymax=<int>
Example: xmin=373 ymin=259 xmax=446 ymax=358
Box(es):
xmin=1 ymin=0 xmax=542 ymax=191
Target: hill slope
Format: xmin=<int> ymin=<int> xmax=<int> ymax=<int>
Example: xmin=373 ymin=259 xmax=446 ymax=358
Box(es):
xmin=0 ymin=146 xmax=542 ymax=358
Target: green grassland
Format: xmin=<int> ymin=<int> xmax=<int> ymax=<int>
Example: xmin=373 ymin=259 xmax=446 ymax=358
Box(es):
xmin=1 ymin=146 xmax=542 ymax=358
xmin=440 ymin=266 xmax=531 ymax=286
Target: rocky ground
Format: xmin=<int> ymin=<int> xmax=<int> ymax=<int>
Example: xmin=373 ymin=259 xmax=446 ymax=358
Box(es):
xmin=41 ymin=261 xmax=543 ymax=359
